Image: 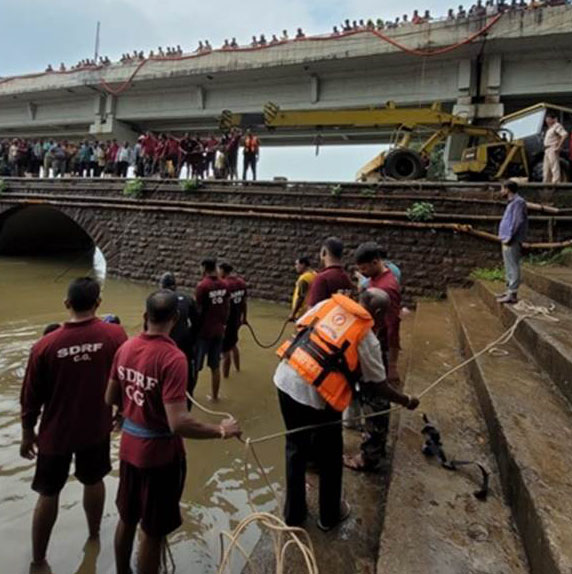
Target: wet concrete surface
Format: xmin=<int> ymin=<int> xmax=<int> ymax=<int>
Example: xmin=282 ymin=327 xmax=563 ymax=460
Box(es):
xmin=451 ymin=288 xmax=572 ymax=574
xmin=0 ymin=255 xmax=292 ymax=574
xmin=242 ymin=315 xmax=414 ymax=574
xmin=377 ymin=301 xmax=528 ymax=574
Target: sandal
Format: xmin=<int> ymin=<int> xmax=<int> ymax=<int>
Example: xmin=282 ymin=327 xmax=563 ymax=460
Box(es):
xmin=317 ymin=500 xmax=351 ymax=532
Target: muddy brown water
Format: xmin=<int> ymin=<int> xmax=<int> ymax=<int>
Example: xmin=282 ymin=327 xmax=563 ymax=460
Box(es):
xmin=0 ymin=254 xmax=290 ymax=574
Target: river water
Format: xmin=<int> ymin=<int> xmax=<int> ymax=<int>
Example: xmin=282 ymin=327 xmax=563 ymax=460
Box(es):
xmin=0 ymin=254 xmax=288 ymax=574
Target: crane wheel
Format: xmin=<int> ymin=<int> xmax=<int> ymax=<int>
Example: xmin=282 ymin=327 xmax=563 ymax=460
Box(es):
xmin=531 ymin=159 xmax=570 ymax=183
xmin=383 ymin=149 xmax=425 ymax=180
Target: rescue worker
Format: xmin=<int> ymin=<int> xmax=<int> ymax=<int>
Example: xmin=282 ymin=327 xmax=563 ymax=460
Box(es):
xmin=159 ymin=272 xmax=200 ymax=401
xmin=105 ymin=290 xmax=241 ymax=574
xmin=242 ymin=129 xmax=260 ymax=181
xmin=195 ymin=257 xmax=229 ymax=402
xmin=354 ymin=242 xmax=402 ymax=384
xmin=543 ymin=112 xmax=569 ymax=183
xmin=20 ymin=278 xmax=127 ymax=574
xmin=307 ymin=237 xmax=353 ymax=307
xmin=274 ymin=289 xmax=419 ymax=530
xmin=288 ymin=256 xmax=317 ymax=321
xmin=218 ymin=262 xmax=248 ymax=379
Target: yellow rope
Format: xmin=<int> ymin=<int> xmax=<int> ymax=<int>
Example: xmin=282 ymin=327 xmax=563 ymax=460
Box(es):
xmin=176 ymin=299 xmax=557 ymax=573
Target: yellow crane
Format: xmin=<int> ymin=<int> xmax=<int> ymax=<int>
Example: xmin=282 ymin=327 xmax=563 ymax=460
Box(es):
xmin=220 ymin=101 xmax=514 ymax=181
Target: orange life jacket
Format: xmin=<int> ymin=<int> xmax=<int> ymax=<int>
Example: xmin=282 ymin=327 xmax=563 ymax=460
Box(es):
xmin=277 ymin=293 xmax=374 ymax=411
xmin=244 ymin=135 xmax=260 ymax=154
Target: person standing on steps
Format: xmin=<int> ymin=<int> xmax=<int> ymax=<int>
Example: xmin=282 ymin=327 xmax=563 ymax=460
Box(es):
xmin=242 ymin=129 xmax=260 ymax=181
xmin=159 ymin=272 xmax=200 ymax=404
xmin=288 ymin=256 xmax=317 ymax=322
xmin=274 ymin=289 xmax=419 ymax=531
xmin=20 ymin=277 xmax=127 ymax=574
xmin=218 ymin=262 xmax=248 ymax=379
xmin=497 ymin=180 xmax=528 ymax=305
xmin=106 ymin=290 xmax=241 ymax=574
xmin=195 ymin=257 xmax=229 ymax=401
xmin=354 ymin=242 xmax=402 ymax=385
xmin=307 ymin=237 xmax=353 ymax=307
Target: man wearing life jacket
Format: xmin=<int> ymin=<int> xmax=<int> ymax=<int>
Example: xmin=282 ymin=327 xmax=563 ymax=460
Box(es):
xmin=242 ymin=129 xmax=260 ymax=181
xmin=274 ymin=289 xmax=419 ymax=531
xmin=288 ymin=256 xmax=317 ymax=322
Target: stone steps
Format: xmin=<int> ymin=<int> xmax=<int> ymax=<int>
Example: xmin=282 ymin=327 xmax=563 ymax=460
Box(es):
xmin=475 ymin=279 xmax=572 ymax=407
xmin=376 ymin=301 xmax=528 ymax=574
xmin=450 ymin=288 xmax=572 ymax=574
xmin=522 ymin=265 xmax=572 ymax=310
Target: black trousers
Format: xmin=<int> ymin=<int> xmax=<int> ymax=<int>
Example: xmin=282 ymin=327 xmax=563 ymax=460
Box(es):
xmin=243 ymin=153 xmax=257 ymax=180
xmin=277 ymin=389 xmax=343 ymax=527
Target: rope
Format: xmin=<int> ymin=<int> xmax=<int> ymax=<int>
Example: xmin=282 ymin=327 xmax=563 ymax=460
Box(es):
xmin=244 ymin=319 xmax=290 ymax=349
xmin=175 ymin=298 xmax=556 ymax=573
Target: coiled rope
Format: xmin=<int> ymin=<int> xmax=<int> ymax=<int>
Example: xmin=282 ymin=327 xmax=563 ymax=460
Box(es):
xmin=164 ymin=299 xmax=557 ymax=574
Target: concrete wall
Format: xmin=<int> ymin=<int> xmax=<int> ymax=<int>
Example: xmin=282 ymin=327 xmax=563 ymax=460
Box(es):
xmin=1 ymin=182 xmax=570 ymax=303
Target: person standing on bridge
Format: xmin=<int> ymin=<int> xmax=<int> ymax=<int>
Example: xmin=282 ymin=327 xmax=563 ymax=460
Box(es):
xmin=497 ymin=180 xmax=528 ymax=305
xmin=242 ymin=129 xmax=260 ymax=181
xmin=105 ymin=290 xmax=241 ymax=574
xmin=195 ymin=257 xmax=230 ymax=401
xmin=20 ymin=277 xmax=127 ymax=574
xmin=543 ymin=112 xmax=569 ymax=183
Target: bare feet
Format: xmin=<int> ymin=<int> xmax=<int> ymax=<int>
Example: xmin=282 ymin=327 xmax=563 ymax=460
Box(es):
xmin=206 ymin=394 xmax=219 ymax=403
xmin=343 ymin=453 xmax=369 ymax=472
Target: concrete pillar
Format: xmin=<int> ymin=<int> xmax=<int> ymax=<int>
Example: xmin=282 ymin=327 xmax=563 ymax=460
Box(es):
xmin=27 ymin=103 xmax=37 ymax=121
xmin=310 ymin=74 xmax=320 ymax=104
xmin=196 ymin=86 xmax=206 ymax=110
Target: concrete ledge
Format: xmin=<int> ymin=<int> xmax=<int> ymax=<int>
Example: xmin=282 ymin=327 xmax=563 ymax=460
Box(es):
xmin=376 ymin=301 xmax=527 ymax=573
xmin=522 ymin=265 xmax=572 ymax=310
xmin=476 ymin=279 xmax=572 ymax=407
xmin=450 ymin=288 xmax=572 ymax=574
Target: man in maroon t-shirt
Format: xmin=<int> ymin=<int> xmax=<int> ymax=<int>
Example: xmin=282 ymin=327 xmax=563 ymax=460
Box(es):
xmin=195 ymin=257 xmax=230 ymax=401
xmin=20 ymin=277 xmax=127 ymax=573
xmin=218 ymin=261 xmax=248 ymax=378
xmin=307 ymin=236 xmax=353 ymax=307
xmin=106 ymin=290 xmax=240 ymax=574
xmin=355 ymin=242 xmax=402 ymax=383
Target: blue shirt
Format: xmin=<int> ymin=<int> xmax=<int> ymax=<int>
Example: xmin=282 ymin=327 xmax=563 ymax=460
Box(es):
xmin=499 ymin=194 xmax=528 ymax=243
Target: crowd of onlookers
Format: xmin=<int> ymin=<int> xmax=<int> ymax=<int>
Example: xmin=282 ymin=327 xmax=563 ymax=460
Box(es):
xmin=0 ymin=129 xmax=261 ymax=181
xmin=41 ymin=0 xmax=568 ymax=74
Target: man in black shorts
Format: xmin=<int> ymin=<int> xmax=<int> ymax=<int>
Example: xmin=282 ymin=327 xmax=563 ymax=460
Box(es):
xmin=195 ymin=257 xmax=229 ymax=401
xmin=20 ymin=277 xmax=127 ymax=573
xmin=106 ymin=290 xmax=241 ymax=574
xmin=218 ymin=261 xmax=248 ymax=378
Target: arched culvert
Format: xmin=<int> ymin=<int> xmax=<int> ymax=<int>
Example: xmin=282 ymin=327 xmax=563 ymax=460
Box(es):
xmin=0 ymin=205 xmax=95 ymax=256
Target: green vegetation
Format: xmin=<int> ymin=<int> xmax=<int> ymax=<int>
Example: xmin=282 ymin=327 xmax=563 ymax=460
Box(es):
xmin=526 ymin=247 xmax=572 ymax=267
xmin=406 ymin=201 xmax=435 ymax=222
xmin=470 ymin=267 xmax=505 ymax=282
xmin=180 ymin=179 xmax=202 ymax=193
xmin=122 ymin=178 xmax=144 ymax=199
xmin=359 ymin=186 xmax=376 ymax=197
xmin=0 ymin=179 xmax=6 ymax=194
xmin=330 ymin=184 xmax=343 ymax=197
xmin=426 ymin=145 xmax=446 ymax=181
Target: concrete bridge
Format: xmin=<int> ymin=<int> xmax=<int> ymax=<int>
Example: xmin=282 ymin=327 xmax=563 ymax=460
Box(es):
xmin=1 ymin=178 xmax=571 ymax=303
xmin=1 ymin=6 xmax=572 ymax=144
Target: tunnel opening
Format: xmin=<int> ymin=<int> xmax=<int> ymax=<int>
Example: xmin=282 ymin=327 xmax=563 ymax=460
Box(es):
xmin=0 ymin=205 xmax=95 ymax=257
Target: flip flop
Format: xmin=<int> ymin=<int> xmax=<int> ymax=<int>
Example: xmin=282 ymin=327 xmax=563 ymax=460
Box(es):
xmin=316 ymin=500 xmax=351 ymax=532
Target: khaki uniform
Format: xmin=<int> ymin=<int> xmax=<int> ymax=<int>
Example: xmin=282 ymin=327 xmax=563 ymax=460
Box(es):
xmin=543 ymin=121 xmax=568 ymax=183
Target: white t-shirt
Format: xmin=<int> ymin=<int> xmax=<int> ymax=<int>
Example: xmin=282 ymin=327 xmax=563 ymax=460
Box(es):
xmin=274 ymin=328 xmax=387 ymax=410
